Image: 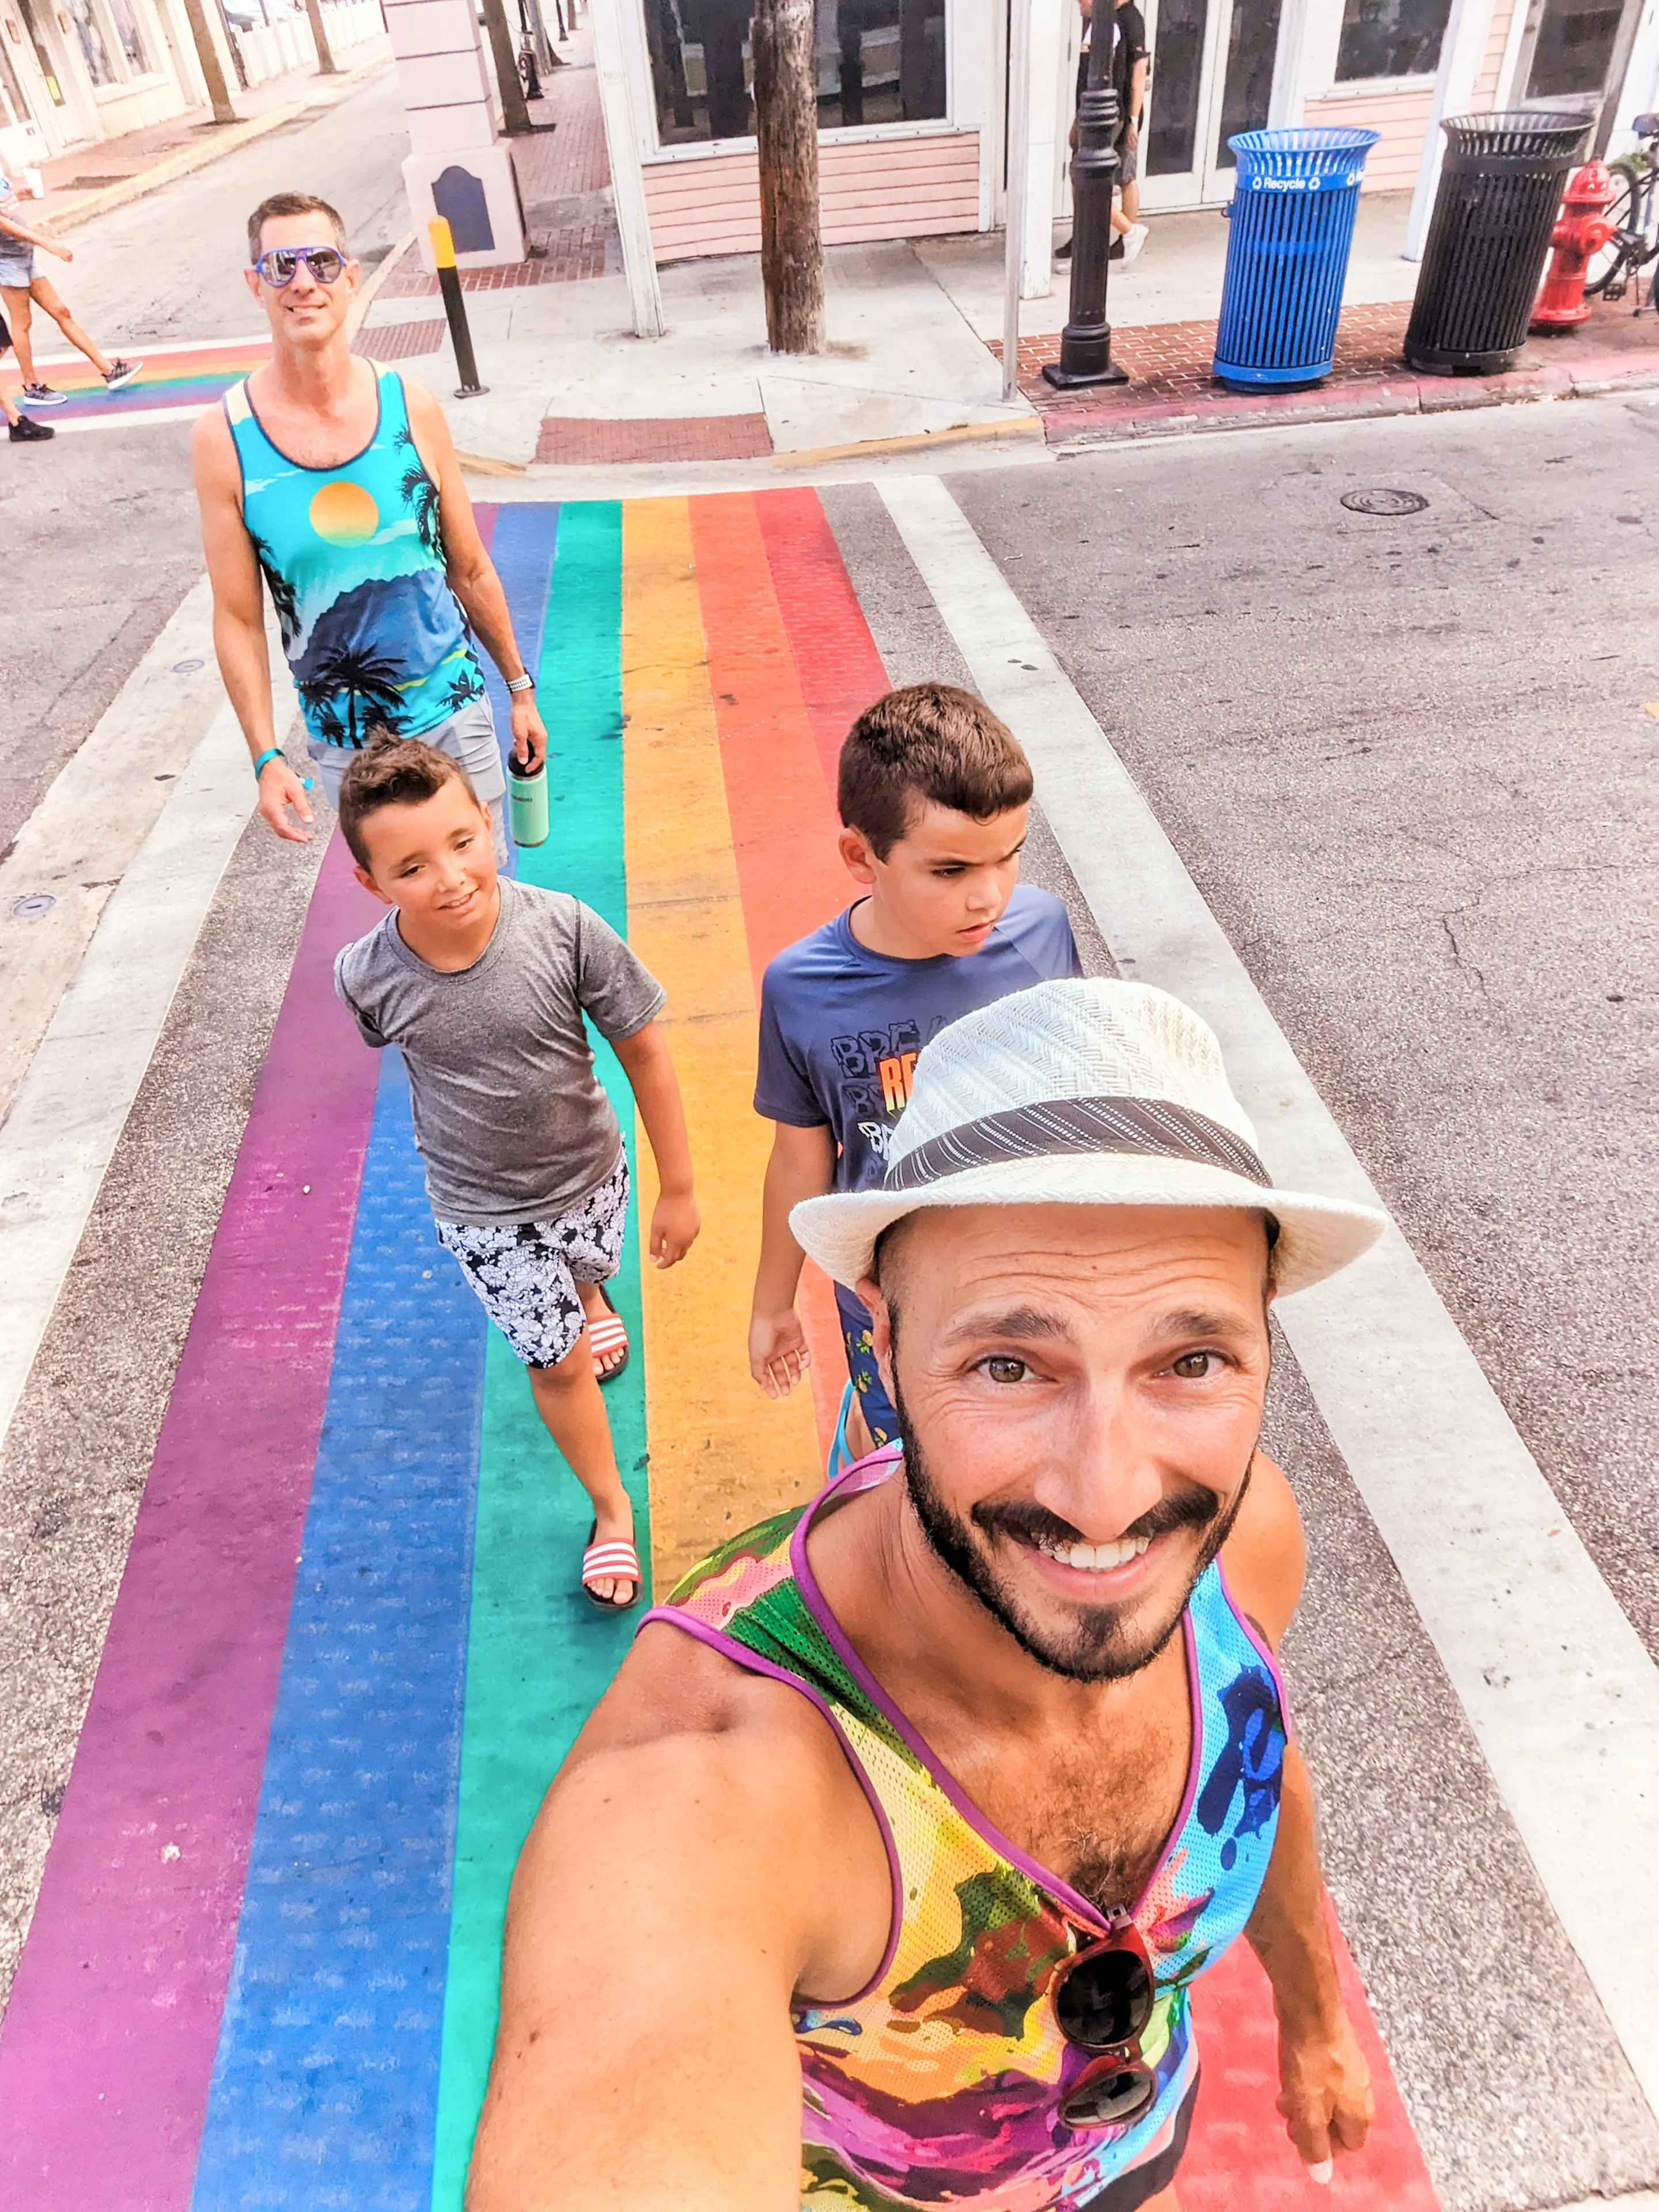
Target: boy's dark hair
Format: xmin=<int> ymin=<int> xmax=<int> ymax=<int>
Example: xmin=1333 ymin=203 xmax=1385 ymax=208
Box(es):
xmin=838 ymin=684 xmax=1033 ymax=860
xmin=337 ymin=733 xmax=479 ymax=868
xmin=247 ymin=191 xmax=347 ymax=263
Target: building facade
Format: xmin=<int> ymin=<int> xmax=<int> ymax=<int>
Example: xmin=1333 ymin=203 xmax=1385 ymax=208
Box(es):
xmin=593 ymin=0 xmax=1659 ymax=266
xmin=0 ymin=0 xmax=380 ymax=172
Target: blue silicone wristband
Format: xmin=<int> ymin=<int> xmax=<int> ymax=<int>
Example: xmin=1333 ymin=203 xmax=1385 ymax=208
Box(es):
xmin=252 ymin=747 xmax=285 ymax=780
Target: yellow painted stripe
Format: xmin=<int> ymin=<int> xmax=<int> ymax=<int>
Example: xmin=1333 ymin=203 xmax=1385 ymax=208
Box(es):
xmin=620 ymin=497 xmax=823 ymax=1591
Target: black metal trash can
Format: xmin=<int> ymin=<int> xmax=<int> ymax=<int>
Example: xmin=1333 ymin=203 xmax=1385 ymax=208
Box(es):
xmin=1405 ymin=111 xmax=1590 ymax=374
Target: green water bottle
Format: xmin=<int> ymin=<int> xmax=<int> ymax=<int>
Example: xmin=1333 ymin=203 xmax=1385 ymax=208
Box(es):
xmin=508 ymin=756 xmax=549 ymax=848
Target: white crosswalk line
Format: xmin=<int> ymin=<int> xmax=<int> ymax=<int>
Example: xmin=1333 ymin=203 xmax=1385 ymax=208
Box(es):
xmin=877 ymin=470 xmax=1659 ymax=2123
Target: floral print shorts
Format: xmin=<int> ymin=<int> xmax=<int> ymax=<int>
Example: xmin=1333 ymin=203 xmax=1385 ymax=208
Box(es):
xmin=435 ymin=1156 xmax=628 ymax=1369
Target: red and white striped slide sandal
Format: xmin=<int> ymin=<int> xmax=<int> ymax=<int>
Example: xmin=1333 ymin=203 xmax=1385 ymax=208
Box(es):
xmin=580 ymin=1520 xmax=642 ymax=1612
xmin=587 ymin=1286 xmax=629 ymax=1384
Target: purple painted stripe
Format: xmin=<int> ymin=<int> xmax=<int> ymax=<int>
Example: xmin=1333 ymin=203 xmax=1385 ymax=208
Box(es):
xmin=0 ymin=838 xmax=382 ymax=2212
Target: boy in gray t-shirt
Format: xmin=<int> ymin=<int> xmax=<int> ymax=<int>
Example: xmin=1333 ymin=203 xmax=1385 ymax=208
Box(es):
xmin=334 ymin=736 xmax=700 ymax=1609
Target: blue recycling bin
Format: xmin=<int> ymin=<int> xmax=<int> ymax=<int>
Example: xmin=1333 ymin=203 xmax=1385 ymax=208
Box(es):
xmin=1213 ymin=128 xmax=1380 ymax=389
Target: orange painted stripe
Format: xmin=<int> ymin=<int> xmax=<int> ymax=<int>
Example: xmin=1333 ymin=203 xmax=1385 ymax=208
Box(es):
xmin=687 ymin=491 xmax=860 ymax=1451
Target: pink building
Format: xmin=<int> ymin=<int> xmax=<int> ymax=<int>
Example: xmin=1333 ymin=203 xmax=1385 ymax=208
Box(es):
xmin=593 ymin=0 xmax=1659 ymax=268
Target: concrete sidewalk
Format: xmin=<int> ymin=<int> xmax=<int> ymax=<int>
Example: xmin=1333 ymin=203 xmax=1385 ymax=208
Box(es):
xmin=350 ymin=44 xmax=1659 ymax=475
xmin=22 ymin=36 xmax=391 ymax=234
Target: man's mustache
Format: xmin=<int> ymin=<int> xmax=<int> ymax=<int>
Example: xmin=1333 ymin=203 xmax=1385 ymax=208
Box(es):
xmin=972 ymin=1483 xmax=1222 ymax=1552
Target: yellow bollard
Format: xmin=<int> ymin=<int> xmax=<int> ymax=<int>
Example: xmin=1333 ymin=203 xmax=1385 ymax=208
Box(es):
xmin=427 ymin=215 xmax=486 ymax=398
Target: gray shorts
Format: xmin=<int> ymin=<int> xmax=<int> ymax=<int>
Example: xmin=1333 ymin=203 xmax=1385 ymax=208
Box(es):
xmin=1116 ymin=131 xmax=1139 ymax=186
xmin=308 ymin=694 xmax=510 ymax=867
xmin=0 ymin=245 xmax=36 ymax=289
xmin=435 ymin=1156 xmax=630 ymax=1368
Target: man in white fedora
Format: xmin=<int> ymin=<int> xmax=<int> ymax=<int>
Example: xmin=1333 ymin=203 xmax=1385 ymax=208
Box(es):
xmin=469 ymin=978 xmax=1386 ymax=2212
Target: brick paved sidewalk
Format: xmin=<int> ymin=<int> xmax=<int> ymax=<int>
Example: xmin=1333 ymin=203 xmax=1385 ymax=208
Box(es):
xmin=993 ymin=293 xmax=1659 ymax=444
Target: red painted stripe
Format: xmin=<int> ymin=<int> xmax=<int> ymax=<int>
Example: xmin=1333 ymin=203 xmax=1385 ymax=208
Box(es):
xmin=752 ymin=487 xmax=891 ymax=797
xmin=0 ymin=839 xmax=382 ymax=2212
xmin=687 ymin=491 xmax=868 ymax=1448
xmin=1183 ymin=1919 xmax=1440 ymax=2209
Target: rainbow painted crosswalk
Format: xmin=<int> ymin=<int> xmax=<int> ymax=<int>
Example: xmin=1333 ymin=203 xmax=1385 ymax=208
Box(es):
xmin=0 ymin=493 xmax=1441 ymax=2211
xmin=1 ymin=338 xmax=271 ymax=422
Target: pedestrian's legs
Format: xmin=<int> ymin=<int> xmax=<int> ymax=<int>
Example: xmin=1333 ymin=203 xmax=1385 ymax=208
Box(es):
xmin=430 ymin=695 xmax=511 ymax=868
xmin=0 ymin=285 xmax=35 ymax=384
xmin=527 ymin=1346 xmax=635 ymax=1603
xmin=27 ymin=274 xmax=112 ymax=376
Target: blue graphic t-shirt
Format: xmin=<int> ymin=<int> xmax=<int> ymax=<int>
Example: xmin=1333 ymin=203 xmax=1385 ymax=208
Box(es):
xmin=224 ymin=364 xmax=486 ymax=748
xmin=755 ymin=885 xmax=1082 ymax=1192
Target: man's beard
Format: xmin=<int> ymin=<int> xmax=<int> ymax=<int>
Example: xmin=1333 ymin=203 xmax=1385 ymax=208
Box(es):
xmin=892 ymin=1368 xmax=1251 ymax=1684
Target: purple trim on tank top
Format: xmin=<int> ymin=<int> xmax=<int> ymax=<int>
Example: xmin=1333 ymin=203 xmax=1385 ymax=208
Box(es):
xmin=787 ymin=1459 xmax=1207 ymax=1939
xmin=635 ymin=1610 xmax=905 ymax=2004
xmin=1214 ymin=1556 xmax=1292 ymax=1729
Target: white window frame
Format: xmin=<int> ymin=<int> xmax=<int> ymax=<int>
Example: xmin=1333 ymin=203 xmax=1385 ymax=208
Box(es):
xmin=628 ymin=0 xmax=986 ymax=163
xmin=1305 ymin=0 xmax=1454 ymax=98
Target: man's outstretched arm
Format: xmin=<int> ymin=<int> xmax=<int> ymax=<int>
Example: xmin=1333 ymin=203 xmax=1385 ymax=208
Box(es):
xmin=468 ymin=1724 xmax=832 ymax=2212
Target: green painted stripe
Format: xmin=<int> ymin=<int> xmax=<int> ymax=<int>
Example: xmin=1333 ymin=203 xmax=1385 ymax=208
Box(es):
xmin=429 ymin=502 xmax=651 ymax=2207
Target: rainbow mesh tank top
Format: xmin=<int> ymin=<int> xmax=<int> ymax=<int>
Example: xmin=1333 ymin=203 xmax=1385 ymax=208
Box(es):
xmin=646 ymin=1453 xmax=1288 ymax=2212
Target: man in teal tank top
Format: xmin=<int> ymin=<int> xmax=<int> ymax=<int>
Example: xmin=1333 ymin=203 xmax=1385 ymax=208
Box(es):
xmin=194 ymin=191 xmax=546 ymax=867
xmin=472 ymin=979 xmax=1389 ymax=2212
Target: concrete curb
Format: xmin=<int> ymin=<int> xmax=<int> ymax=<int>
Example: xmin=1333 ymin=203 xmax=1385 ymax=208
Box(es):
xmin=772 ymin=413 xmax=1046 ymax=469
xmin=1041 ymin=353 xmax=1659 ymax=447
xmin=41 ymin=53 xmax=392 ymax=236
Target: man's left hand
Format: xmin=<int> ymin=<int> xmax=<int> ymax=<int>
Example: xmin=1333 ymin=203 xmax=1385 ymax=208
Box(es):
xmin=1275 ymin=2002 xmax=1374 ymax=2182
xmin=1124 ymin=120 xmax=1139 ymax=149
xmin=510 ymin=693 xmax=547 ymax=774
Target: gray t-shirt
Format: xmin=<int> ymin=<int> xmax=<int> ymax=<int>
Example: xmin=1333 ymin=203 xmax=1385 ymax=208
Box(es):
xmin=334 ymin=878 xmax=665 ymax=1226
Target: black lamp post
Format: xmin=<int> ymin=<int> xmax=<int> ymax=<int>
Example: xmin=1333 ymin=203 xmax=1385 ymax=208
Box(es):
xmin=1043 ymin=7 xmax=1129 ymax=389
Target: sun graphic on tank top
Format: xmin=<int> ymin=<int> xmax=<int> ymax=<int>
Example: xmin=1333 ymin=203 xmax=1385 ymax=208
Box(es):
xmin=308 ymin=479 xmax=380 ymax=546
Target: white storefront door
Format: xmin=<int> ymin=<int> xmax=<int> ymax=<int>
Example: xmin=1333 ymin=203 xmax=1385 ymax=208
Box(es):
xmin=1138 ymin=0 xmax=1286 ymax=210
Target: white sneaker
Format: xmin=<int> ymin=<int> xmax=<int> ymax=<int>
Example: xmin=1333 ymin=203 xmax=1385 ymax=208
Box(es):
xmin=1120 ymin=223 xmax=1149 ymax=267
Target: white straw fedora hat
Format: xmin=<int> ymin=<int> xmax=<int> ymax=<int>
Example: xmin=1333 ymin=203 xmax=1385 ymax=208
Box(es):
xmin=791 ymin=978 xmax=1386 ymax=1298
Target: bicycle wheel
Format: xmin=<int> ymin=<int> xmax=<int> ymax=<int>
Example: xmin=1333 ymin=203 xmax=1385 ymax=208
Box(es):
xmin=1585 ymin=167 xmax=1642 ymax=296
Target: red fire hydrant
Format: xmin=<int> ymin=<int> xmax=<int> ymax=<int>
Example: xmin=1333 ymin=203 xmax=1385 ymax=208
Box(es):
xmin=1532 ymin=160 xmax=1617 ymax=330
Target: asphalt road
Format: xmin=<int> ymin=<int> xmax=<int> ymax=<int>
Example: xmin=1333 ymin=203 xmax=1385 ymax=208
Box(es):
xmin=0 ymin=68 xmax=408 ymax=851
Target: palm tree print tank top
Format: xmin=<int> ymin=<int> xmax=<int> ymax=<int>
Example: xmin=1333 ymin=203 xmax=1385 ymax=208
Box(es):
xmin=224 ymin=364 xmax=486 ymax=747
xmin=646 ymin=1452 xmax=1289 ymax=2212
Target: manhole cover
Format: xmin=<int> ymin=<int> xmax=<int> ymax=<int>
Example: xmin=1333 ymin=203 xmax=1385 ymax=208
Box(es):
xmin=1341 ymin=488 xmax=1430 ymax=516
xmin=11 ymin=893 xmax=56 ymax=921
xmin=172 ymin=657 xmax=206 ymax=675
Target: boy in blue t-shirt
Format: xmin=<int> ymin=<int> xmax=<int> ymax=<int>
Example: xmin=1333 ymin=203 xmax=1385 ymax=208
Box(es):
xmin=751 ymin=682 xmax=1080 ymax=1464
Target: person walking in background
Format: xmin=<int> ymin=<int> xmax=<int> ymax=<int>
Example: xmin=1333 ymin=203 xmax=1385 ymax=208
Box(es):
xmin=194 ymin=190 xmax=546 ymax=862
xmin=1057 ymin=0 xmax=1150 ymax=268
xmin=1 ymin=312 xmax=53 ymax=442
xmin=0 ymin=174 xmax=141 ymax=406
xmin=334 ymin=735 xmax=700 ymax=1613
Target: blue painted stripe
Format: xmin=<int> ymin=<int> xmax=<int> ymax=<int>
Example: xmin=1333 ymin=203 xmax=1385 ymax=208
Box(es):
xmin=190 ymin=1052 xmax=487 ymax=2211
xmin=476 ymin=502 xmax=562 ymax=869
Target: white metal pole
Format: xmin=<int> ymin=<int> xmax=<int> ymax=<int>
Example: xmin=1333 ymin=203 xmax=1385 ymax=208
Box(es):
xmin=589 ymin=0 xmax=665 ymax=337
xmin=1022 ymin=0 xmax=1064 ymax=296
xmin=1004 ymin=0 xmax=1033 ymax=400
xmin=1404 ymin=0 xmax=1498 ymax=260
